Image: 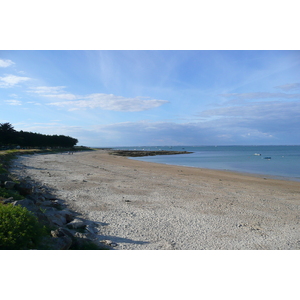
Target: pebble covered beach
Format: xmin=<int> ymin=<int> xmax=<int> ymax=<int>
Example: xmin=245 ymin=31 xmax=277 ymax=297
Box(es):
xmin=10 ymin=149 xmax=300 ymax=250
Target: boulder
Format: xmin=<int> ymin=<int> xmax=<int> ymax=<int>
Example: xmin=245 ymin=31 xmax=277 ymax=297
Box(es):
xmin=47 ymin=213 xmax=67 ymax=227
xmin=51 ymin=236 xmax=72 ymax=250
xmin=74 ymin=232 xmax=88 ymax=239
xmin=15 ymin=182 xmax=33 ymax=196
xmin=43 ymin=207 xmax=57 ymax=213
xmin=100 ymin=240 xmax=118 ymax=247
xmin=57 ymin=210 xmax=75 ymax=223
xmin=0 ymin=174 xmax=11 ymax=182
xmin=51 ymin=227 xmax=74 ymax=239
xmin=12 ymin=198 xmax=37 ymax=213
xmin=71 ymin=237 xmax=100 ymax=249
xmin=86 ymin=225 xmax=98 ymax=235
xmin=34 ymin=211 xmax=55 ymax=227
xmin=39 ymin=200 xmax=53 ymax=207
xmin=43 ymin=193 xmax=57 ymax=200
xmin=52 ymin=199 xmax=65 ymax=206
xmin=42 ymin=207 xmax=67 ymax=226
xmin=4 ymin=181 xmax=16 ymax=189
xmin=66 ymin=218 xmax=87 ymax=229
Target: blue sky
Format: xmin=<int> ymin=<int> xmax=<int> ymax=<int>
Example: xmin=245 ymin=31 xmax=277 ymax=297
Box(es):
xmin=0 ymin=50 xmax=300 ymax=146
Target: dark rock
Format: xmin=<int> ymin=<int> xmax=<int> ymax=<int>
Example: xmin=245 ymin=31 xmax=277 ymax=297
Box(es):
xmin=66 ymin=218 xmax=87 ymax=229
xmin=43 ymin=207 xmax=57 ymax=213
xmin=37 ymin=195 xmax=46 ymax=202
xmin=51 ymin=236 xmax=72 ymax=250
xmin=34 ymin=211 xmax=55 ymax=227
xmin=2 ymin=197 xmax=14 ymax=204
xmin=39 ymin=200 xmax=53 ymax=207
xmin=57 ymin=210 xmax=75 ymax=223
xmin=86 ymin=225 xmax=98 ymax=234
xmin=109 ymin=150 xmax=193 ymax=157
xmin=0 ymin=174 xmax=11 ymax=182
xmin=100 ymin=240 xmax=118 ymax=247
xmin=74 ymin=232 xmax=88 ymax=239
xmin=4 ymin=181 xmax=16 ymax=189
xmin=51 ymin=227 xmax=74 ymax=239
xmin=45 ymin=212 xmax=67 ymax=227
xmin=43 ymin=193 xmax=57 ymax=200
xmin=26 ymin=194 xmax=39 ymax=203
xmin=15 ymin=182 xmax=33 ymax=196
xmin=12 ymin=198 xmax=37 ymax=212
xmin=51 ymin=199 xmax=65 ymax=208
xmin=60 ymin=227 xmax=75 ymax=239
xmin=71 ymin=237 xmax=101 ymax=249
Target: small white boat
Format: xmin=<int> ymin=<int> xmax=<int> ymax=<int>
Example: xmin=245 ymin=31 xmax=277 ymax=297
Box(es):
xmin=254 ymin=153 xmax=261 ymax=156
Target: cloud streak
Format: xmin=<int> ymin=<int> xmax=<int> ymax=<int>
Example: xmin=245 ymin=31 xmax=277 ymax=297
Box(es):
xmin=28 ymin=86 xmax=169 ymax=112
xmin=28 ymin=86 xmax=66 ymax=94
xmin=275 ymin=82 xmax=300 ymax=91
xmin=48 ymin=95 xmax=169 ymax=111
xmin=220 ymin=92 xmax=300 ymax=101
xmin=0 ymin=74 xmax=31 ymax=88
xmin=0 ymin=59 xmax=15 ymax=68
xmin=4 ymin=99 xmax=22 ymax=106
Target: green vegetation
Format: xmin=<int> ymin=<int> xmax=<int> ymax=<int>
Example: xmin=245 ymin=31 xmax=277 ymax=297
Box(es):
xmin=0 ymin=203 xmax=48 ymax=250
xmin=0 ymin=132 xmax=102 ymax=250
xmin=0 ymin=188 xmax=23 ymax=201
xmin=0 ymin=122 xmax=78 ymax=148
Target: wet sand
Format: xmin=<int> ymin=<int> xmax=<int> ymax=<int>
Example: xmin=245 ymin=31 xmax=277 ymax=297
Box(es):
xmin=10 ymin=150 xmax=300 ymax=249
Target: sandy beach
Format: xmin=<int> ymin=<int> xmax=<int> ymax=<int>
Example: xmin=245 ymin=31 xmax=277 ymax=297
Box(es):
xmin=10 ymin=150 xmax=300 ymax=250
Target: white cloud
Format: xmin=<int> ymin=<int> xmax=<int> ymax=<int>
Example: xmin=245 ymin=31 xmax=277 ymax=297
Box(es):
xmin=28 ymin=86 xmax=169 ymax=111
xmin=0 ymin=59 xmax=15 ymax=68
xmin=275 ymin=83 xmax=300 ymax=91
xmin=42 ymin=93 xmax=78 ymax=100
xmin=27 ymin=101 xmax=42 ymax=105
xmin=220 ymin=92 xmax=300 ymax=101
xmin=4 ymin=99 xmax=22 ymax=105
xmin=198 ymin=100 xmax=300 ymax=120
xmin=0 ymin=74 xmax=31 ymax=87
xmin=28 ymin=86 xmax=66 ymax=94
xmin=47 ymin=93 xmax=169 ymax=112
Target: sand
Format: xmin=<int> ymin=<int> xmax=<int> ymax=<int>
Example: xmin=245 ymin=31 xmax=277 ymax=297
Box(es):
xmin=9 ymin=150 xmax=300 ymax=250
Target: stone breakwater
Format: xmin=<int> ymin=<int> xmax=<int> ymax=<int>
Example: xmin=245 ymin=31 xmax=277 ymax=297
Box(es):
xmin=0 ymin=172 xmax=110 ymax=250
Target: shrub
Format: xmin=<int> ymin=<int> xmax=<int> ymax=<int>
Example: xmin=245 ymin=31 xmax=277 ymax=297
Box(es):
xmin=0 ymin=187 xmax=23 ymax=200
xmin=0 ymin=203 xmax=48 ymax=250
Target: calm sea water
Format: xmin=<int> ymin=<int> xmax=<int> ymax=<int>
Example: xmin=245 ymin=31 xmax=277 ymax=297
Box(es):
xmin=112 ymin=145 xmax=300 ymax=181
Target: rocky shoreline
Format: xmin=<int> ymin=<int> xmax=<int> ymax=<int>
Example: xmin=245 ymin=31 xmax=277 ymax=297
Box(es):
xmin=109 ymin=149 xmax=193 ymax=157
xmin=0 ymin=172 xmax=110 ymax=250
xmin=5 ymin=150 xmax=300 ymax=250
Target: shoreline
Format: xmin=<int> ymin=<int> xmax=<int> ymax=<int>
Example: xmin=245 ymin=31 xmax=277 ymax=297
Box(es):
xmin=10 ymin=149 xmax=300 ymax=250
xmin=128 ymin=157 xmax=300 ymax=183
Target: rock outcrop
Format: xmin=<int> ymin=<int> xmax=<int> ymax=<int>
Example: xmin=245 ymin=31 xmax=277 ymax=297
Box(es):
xmin=0 ymin=175 xmax=109 ymax=250
xmin=109 ymin=150 xmax=193 ymax=157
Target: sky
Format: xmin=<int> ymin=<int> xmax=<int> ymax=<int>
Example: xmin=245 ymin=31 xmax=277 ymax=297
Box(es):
xmin=0 ymin=50 xmax=300 ymax=147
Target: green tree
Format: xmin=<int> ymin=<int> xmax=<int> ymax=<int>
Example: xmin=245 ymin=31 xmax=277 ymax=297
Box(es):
xmin=0 ymin=123 xmax=17 ymax=146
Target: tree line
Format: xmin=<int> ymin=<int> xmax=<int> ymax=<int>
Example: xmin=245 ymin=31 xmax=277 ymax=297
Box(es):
xmin=0 ymin=123 xmax=78 ymax=148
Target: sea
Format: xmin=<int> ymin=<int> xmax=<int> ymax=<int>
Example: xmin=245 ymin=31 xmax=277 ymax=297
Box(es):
xmin=112 ymin=145 xmax=300 ymax=182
